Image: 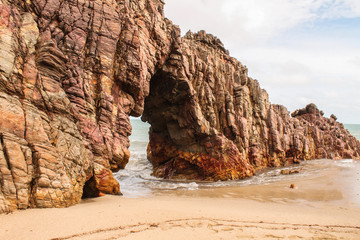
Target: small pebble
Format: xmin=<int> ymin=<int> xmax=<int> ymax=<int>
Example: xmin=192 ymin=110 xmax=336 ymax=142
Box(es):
xmin=290 ymin=184 xmax=295 ymax=189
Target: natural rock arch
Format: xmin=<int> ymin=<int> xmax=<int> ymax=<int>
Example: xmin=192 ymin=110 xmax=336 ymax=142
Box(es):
xmin=0 ymin=0 xmax=359 ymax=213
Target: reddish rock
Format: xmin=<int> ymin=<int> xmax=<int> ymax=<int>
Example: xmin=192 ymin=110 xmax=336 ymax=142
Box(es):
xmin=0 ymin=0 xmax=359 ymax=213
xmin=0 ymin=0 xmax=178 ymax=212
xmin=142 ymin=31 xmax=360 ymax=180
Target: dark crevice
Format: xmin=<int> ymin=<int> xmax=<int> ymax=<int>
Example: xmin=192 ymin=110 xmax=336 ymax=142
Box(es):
xmin=29 ymin=177 xmax=37 ymax=207
xmin=0 ymin=134 xmax=19 ymax=207
xmin=28 ymin=144 xmax=40 ymax=208
xmin=81 ymin=175 xmax=99 ymax=199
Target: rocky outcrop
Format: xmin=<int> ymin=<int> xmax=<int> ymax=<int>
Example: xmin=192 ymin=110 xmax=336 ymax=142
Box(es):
xmin=0 ymin=0 xmax=178 ymax=213
xmin=0 ymin=0 xmax=359 ymax=212
xmin=142 ymin=31 xmax=360 ymax=181
xmin=289 ymin=104 xmax=359 ymax=160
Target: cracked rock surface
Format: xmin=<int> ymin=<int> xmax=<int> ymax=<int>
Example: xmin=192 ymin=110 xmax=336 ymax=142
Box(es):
xmin=143 ymin=31 xmax=360 ymax=180
xmin=0 ymin=0 xmax=359 ymax=213
xmin=0 ymin=0 xmax=178 ymax=212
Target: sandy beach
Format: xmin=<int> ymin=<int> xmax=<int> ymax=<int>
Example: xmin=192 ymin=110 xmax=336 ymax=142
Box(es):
xmin=1 ymin=195 xmax=359 ymax=240
xmin=1 ymin=162 xmax=360 ymax=240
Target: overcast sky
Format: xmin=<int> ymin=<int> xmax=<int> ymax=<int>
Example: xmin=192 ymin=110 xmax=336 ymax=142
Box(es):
xmin=164 ymin=0 xmax=360 ymax=124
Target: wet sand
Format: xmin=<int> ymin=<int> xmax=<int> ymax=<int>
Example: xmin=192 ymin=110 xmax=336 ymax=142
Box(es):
xmin=161 ymin=167 xmax=358 ymax=206
xmin=1 ymin=161 xmax=360 ymax=240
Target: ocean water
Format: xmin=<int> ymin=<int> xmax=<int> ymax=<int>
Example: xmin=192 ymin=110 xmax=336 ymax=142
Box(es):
xmin=114 ymin=119 xmax=360 ymax=199
xmin=344 ymin=124 xmax=360 ymax=140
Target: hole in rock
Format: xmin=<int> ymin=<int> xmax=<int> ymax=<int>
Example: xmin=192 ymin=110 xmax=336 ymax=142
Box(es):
xmin=82 ymin=176 xmax=100 ymax=199
xmin=114 ymin=117 xmax=152 ymax=198
xmin=114 ymin=70 xmax=202 ymax=196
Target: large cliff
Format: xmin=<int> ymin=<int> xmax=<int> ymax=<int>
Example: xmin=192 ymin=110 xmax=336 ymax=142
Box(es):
xmin=142 ymin=31 xmax=360 ymax=180
xmin=0 ymin=0 xmax=359 ymax=213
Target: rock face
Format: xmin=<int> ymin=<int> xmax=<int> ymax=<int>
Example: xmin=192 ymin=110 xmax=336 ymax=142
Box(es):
xmin=0 ymin=0 xmax=178 ymax=213
xmin=142 ymin=31 xmax=360 ymax=180
xmin=0 ymin=0 xmax=359 ymax=212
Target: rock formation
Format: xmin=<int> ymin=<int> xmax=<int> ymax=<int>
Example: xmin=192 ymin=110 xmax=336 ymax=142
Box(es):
xmin=142 ymin=31 xmax=360 ymax=180
xmin=0 ymin=0 xmax=178 ymax=213
xmin=0 ymin=0 xmax=359 ymax=213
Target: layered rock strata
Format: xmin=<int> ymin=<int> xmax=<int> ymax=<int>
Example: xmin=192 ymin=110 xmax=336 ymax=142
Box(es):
xmin=142 ymin=31 xmax=360 ymax=180
xmin=0 ymin=0 xmax=359 ymax=213
xmin=0 ymin=0 xmax=178 ymax=213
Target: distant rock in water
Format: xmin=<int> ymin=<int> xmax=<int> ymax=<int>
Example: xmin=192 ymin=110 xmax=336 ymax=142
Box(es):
xmin=0 ymin=0 xmax=359 ymax=213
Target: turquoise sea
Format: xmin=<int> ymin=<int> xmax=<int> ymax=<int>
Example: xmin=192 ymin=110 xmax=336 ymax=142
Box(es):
xmin=114 ymin=119 xmax=360 ymax=201
xmin=345 ymin=124 xmax=360 ymax=141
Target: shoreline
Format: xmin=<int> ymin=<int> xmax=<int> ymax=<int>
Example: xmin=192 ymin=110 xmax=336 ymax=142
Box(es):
xmin=156 ymin=165 xmax=359 ymax=207
xmin=1 ymin=162 xmax=360 ymax=240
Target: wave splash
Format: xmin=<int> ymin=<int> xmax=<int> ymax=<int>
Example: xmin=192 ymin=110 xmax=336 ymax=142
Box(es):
xmin=115 ymin=119 xmax=360 ymax=199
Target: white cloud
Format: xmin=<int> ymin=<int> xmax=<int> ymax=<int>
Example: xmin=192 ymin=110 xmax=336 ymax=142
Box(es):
xmin=349 ymin=56 xmax=360 ymax=67
xmin=166 ymin=0 xmax=360 ymax=43
xmin=323 ymin=90 xmax=340 ymax=98
xmin=297 ymin=96 xmax=317 ymax=105
xmin=220 ymin=0 xmax=316 ymax=39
